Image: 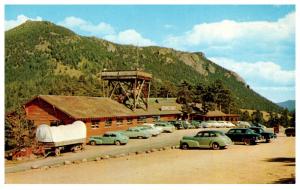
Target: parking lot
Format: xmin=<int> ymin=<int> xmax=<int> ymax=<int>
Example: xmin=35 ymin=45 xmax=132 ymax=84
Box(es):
xmin=5 ymin=128 xmax=295 ymax=184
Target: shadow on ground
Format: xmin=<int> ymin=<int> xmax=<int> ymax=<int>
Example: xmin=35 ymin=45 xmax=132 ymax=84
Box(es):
xmin=273 ymin=177 xmax=295 ymax=184
xmin=265 ymin=157 xmax=295 ymax=163
xmin=265 ymin=157 xmax=296 ymax=184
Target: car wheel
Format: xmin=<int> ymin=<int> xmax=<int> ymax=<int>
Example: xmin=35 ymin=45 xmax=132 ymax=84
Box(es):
xmin=138 ymin=136 xmax=143 ymax=139
xmin=115 ymin=141 xmax=121 ymax=146
xmin=265 ymin=139 xmax=270 ymax=143
xmin=181 ymin=143 xmax=189 ymax=150
xmin=211 ymin=142 xmax=220 ymax=150
xmin=244 ymin=139 xmax=251 ymax=145
xmin=286 ymin=134 xmax=291 ymax=137
xmin=90 ymin=141 xmax=96 ymax=146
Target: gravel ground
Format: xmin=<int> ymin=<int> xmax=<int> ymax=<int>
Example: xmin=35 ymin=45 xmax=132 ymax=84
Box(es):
xmin=5 ymin=128 xmax=204 ymax=173
xmin=5 ymin=132 xmax=295 ymax=184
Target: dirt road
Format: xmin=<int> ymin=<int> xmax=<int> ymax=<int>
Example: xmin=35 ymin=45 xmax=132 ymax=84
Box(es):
xmin=5 ymin=135 xmax=295 ymax=184
xmin=5 ymin=128 xmax=202 ymax=173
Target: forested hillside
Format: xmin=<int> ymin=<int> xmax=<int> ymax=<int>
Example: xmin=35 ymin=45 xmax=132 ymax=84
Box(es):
xmin=5 ymin=21 xmax=283 ymax=113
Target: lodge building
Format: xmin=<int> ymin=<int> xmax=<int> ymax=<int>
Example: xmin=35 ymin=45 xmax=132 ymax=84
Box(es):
xmin=24 ymin=95 xmax=239 ymax=139
xmin=22 ymin=70 xmax=239 ymax=139
xmin=24 ymin=95 xmax=182 ymax=138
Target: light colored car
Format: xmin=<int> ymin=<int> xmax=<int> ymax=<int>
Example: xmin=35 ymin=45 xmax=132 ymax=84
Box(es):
xmin=136 ymin=125 xmax=162 ymax=136
xmin=216 ymin=121 xmax=235 ymax=128
xmin=142 ymin=123 xmax=163 ymax=133
xmin=89 ymin=132 xmax=129 ymax=145
xmin=121 ymin=127 xmax=152 ymax=139
xmin=180 ymin=130 xmax=233 ymax=150
xmin=236 ymin=121 xmax=252 ymax=128
xmin=154 ymin=122 xmax=176 ymax=133
xmin=200 ymin=121 xmax=219 ymax=128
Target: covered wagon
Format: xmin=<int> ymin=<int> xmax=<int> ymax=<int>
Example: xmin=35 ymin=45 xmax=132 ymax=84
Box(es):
xmin=36 ymin=121 xmax=86 ymax=156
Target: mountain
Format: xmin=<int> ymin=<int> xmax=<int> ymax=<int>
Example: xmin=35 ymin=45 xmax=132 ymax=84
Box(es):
xmin=5 ymin=20 xmax=283 ymax=113
xmin=277 ymin=100 xmax=295 ymax=111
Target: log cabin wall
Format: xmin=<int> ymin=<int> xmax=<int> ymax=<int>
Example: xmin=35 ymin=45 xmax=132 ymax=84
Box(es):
xmin=25 ymin=98 xmax=74 ymax=126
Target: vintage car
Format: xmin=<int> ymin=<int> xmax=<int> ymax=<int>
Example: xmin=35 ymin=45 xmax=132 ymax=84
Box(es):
xmin=136 ymin=125 xmax=162 ymax=136
xmin=154 ymin=122 xmax=176 ymax=133
xmin=285 ymin=127 xmax=295 ymax=137
xmin=226 ymin=128 xmax=262 ymax=145
xmin=190 ymin=120 xmax=202 ymax=128
xmin=180 ymin=130 xmax=233 ymax=150
xmin=249 ymin=127 xmax=276 ymax=142
xmin=89 ymin=132 xmax=129 ymax=145
xmin=236 ymin=121 xmax=252 ymax=128
xmin=172 ymin=120 xmax=195 ymax=130
xmin=199 ymin=121 xmax=216 ymax=128
xmin=121 ymin=127 xmax=152 ymax=139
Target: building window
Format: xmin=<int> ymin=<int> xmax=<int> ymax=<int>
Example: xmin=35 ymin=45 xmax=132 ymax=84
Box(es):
xmin=105 ymin=119 xmax=112 ymax=127
xmin=152 ymin=116 xmax=160 ymax=122
xmin=91 ymin=121 xmax=100 ymax=129
xmin=137 ymin=116 xmax=146 ymax=123
xmin=127 ymin=118 xmax=133 ymax=124
xmin=116 ymin=118 xmax=123 ymax=126
xmin=50 ymin=120 xmax=64 ymax=127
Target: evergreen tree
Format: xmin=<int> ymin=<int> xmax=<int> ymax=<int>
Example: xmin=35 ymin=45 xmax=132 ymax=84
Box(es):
xmin=279 ymin=109 xmax=290 ymax=128
xmin=240 ymin=110 xmax=251 ymax=121
xmin=251 ymin=110 xmax=264 ymax=125
xmin=5 ymin=107 xmax=36 ymax=151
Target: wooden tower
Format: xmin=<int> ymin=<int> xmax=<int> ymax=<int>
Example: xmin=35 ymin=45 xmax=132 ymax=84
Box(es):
xmin=101 ymin=70 xmax=152 ymax=111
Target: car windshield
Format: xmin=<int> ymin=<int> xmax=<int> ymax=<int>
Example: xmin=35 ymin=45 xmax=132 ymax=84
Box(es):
xmin=247 ymin=129 xmax=255 ymax=134
xmin=215 ymin=132 xmax=226 ymax=136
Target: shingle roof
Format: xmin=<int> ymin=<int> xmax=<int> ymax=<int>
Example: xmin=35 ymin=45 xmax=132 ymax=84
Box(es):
xmin=204 ymin=110 xmax=227 ymax=117
xmin=35 ymin=95 xmax=181 ymax=119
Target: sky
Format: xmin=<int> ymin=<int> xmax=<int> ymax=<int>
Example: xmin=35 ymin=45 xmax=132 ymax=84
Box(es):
xmin=4 ymin=5 xmax=296 ymax=103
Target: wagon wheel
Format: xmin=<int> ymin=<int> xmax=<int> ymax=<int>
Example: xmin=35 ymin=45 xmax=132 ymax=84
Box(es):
xmin=55 ymin=148 xmax=61 ymax=156
xmin=72 ymin=145 xmax=80 ymax=153
xmin=211 ymin=142 xmax=220 ymax=150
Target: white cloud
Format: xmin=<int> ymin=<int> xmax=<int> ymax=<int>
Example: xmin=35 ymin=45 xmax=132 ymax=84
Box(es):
xmin=58 ymin=16 xmax=115 ymax=36
xmin=5 ymin=14 xmax=43 ymax=31
xmin=253 ymin=86 xmax=295 ymax=103
xmin=104 ymin=29 xmax=156 ymax=46
xmin=209 ymin=57 xmax=295 ymax=102
xmin=164 ymin=12 xmax=295 ymax=48
xmin=58 ymin=16 xmax=155 ymax=46
xmin=209 ymin=57 xmax=295 ymax=86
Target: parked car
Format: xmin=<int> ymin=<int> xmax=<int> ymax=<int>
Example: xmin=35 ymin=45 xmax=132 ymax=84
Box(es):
xmin=249 ymin=127 xmax=276 ymax=143
xmin=236 ymin=121 xmax=252 ymax=128
xmin=121 ymin=128 xmax=152 ymax=139
xmin=190 ymin=120 xmax=202 ymax=128
xmin=136 ymin=125 xmax=162 ymax=136
xmin=154 ymin=122 xmax=176 ymax=133
xmin=199 ymin=121 xmax=220 ymax=128
xmin=89 ymin=132 xmax=129 ymax=145
xmin=256 ymin=123 xmax=267 ymax=130
xmin=285 ymin=127 xmax=295 ymax=137
xmin=226 ymin=128 xmax=262 ymax=145
xmin=217 ymin=121 xmax=236 ymax=128
xmin=173 ymin=120 xmax=195 ymax=130
xmin=180 ymin=130 xmax=233 ymax=150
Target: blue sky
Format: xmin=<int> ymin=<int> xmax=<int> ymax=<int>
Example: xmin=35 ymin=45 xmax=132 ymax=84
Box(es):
xmin=5 ymin=5 xmax=295 ymax=103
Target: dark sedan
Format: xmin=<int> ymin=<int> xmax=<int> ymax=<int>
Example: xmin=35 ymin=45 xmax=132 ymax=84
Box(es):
xmin=226 ymin=128 xmax=262 ymax=145
xmin=249 ymin=127 xmax=276 ymax=143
